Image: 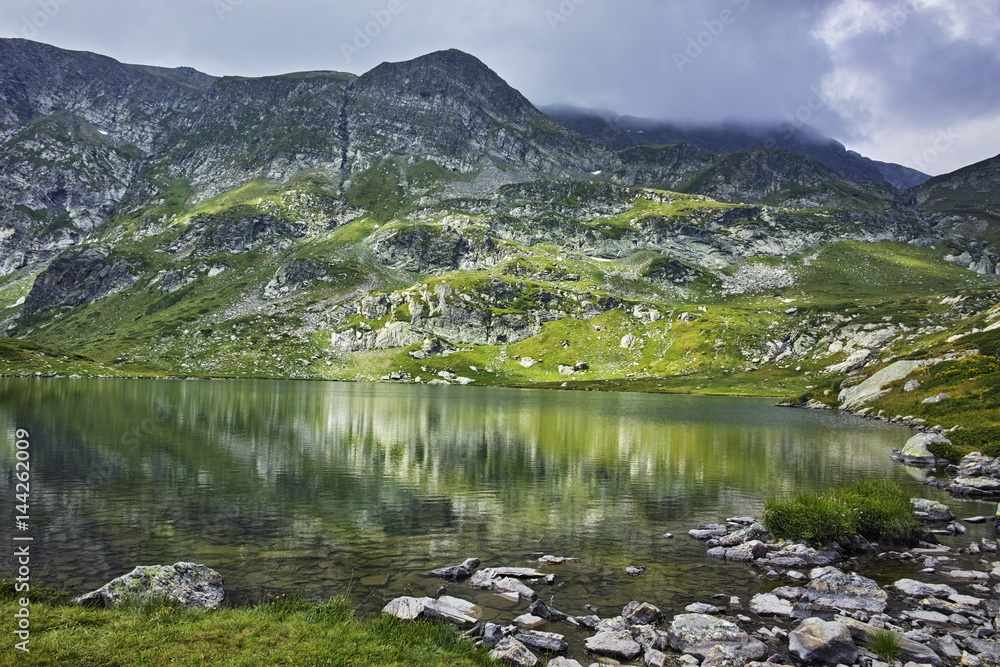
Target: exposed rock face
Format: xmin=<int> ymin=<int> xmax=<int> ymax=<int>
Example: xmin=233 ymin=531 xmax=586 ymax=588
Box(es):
xmin=166 ymin=210 xmax=306 ymax=257
xmin=788 ymin=619 xmax=858 ymax=665
xmin=22 ymin=246 xmax=139 ymax=316
xmin=368 ymin=224 xmax=507 ymax=273
xmin=74 ymin=562 xmax=223 ymax=609
xmin=264 ymin=258 xmax=328 ymax=299
xmin=838 ymin=360 xmax=933 ymax=410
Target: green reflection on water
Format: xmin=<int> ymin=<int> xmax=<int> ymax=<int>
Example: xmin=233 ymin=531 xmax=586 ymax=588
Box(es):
xmin=0 ymin=378 xmax=920 ymax=616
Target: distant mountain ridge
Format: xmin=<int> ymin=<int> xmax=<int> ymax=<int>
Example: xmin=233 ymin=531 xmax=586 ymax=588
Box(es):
xmin=540 ymin=103 xmax=931 ymax=189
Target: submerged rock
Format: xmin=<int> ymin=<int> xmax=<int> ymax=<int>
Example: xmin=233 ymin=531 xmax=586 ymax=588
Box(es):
xmin=74 ymin=562 xmax=224 ymax=609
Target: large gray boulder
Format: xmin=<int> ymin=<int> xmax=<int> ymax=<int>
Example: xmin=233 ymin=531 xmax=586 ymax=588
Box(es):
xmin=427 ymin=557 xmax=480 ymax=580
xmin=803 ymin=567 xmax=887 ymax=613
xmin=74 ymin=562 xmax=224 ymax=609
xmin=788 ymin=618 xmax=858 ymax=665
xmin=585 ymin=630 xmax=643 ymax=660
xmin=896 ymin=433 xmax=953 ymax=466
xmin=667 ymin=614 xmax=768 ymax=661
xmin=893 ymin=579 xmax=958 ymax=598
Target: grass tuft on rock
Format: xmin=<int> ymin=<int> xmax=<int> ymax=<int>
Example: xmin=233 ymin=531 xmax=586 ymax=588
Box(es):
xmin=866 ymin=628 xmax=903 ymax=660
xmin=762 ymin=479 xmax=919 ymax=546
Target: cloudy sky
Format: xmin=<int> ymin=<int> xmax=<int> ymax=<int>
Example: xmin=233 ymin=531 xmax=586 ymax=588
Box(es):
xmin=2 ymin=0 xmax=998 ymax=175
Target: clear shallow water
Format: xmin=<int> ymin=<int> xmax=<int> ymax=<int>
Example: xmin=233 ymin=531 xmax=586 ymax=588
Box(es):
xmin=0 ymin=378 xmax=990 ymax=626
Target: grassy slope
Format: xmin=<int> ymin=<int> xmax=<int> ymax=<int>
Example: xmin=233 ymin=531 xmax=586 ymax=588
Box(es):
xmin=3 ymin=169 xmax=999 ymax=426
xmin=0 ymin=585 xmax=498 ymax=667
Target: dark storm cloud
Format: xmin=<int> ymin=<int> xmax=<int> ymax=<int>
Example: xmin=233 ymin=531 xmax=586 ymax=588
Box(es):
xmin=1 ymin=0 xmax=997 ymax=174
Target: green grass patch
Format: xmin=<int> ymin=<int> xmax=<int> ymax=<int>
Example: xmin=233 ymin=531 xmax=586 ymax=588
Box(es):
xmin=763 ymin=479 xmax=920 ymax=546
xmin=0 ymin=581 xmax=499 ymax=666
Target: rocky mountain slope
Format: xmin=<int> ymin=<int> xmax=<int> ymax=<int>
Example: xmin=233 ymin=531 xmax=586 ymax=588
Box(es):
xmin=2 ymin=39 xmax=999 ymax=430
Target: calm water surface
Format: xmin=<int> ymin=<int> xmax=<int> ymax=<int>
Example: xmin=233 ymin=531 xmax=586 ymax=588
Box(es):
xmin=0 ymin=378 xmax=989 ymax=626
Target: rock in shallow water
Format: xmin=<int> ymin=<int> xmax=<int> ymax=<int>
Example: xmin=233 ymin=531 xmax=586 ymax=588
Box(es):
xmin=584 ymin=630 xmax=642 ymax=661
xmin=667 ymin=613 xmax=767 ymax=661
xmin=75 ymin=562 xmax=224 ymax=609
xmin=803 ymin=567 xmax=887 ymax=613
xmin=789 ymin=618 xmax=857 ymax=665
xmin=489 ymin=636 xmax=539 ymax=666
xmin=427 ymin=557 xmax=480 ymax=580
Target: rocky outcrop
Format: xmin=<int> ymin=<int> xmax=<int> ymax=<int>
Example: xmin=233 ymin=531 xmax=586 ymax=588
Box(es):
xmin=838 ymin=359 xmax=933 ymax=410
xmin=264 ymin=258 xmax=328 ymax=299
xmin=166 ymin=209 xmax=306 ymax=257
xmin=21 ymin=246 xmax=139 ymax=316
xmin=74 ymin=562 xmax=223 ymax=609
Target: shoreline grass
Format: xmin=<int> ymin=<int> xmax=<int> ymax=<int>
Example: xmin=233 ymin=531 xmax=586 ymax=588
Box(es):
xmin=762 ymin=479 xmax=920 ymax=547
xmin=0 ymin=582 xmax=499 ymax=667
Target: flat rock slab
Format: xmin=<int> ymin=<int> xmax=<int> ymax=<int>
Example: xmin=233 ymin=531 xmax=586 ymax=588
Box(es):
xmin=944 ymin=570 xmax=989 ymax=581
xmin=585 ymin=630 xmax=642 ymax=661
xmin=514 ymin=630 xmax=568 ymax=655
xmin=75 ymin=562 xmax=224 ymax=609
xmin=749 ymin=593 xmax=793 ymax=616
xmin=893 ymin=579 xmax=958 ymax=598
xmin=903 ymin=609 xmax=951 ymax=624
xmin=382 ymin=595 xmax=480 ymax=627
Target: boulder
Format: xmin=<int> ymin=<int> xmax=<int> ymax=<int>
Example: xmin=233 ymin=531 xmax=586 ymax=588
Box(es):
xmin=427 ymin=557 xmax=480 ymax=580
xmin=911 ymin=498 xmax=956 ymax=522
xmin=788 ymin=618 xmax=858 ymax=665
xmin=749 ymin=593 xmax=793 ymax=616
xmin=585 ymin=630 xmax=643 ymax=661
xmin=545 ymin=658 xmax=583 ymax=667
xmin=526 ymin=599 xmax=568 ymax=622
xmin=686 ymin=603 xmax=723 ymax=614
xmin=690 ymin=524 xmax=729 ymax=540
xmin=948 ymin=453 xmax=1000 ymax=496
xmin=802 ymin=567 xmax=887 ymax=613
xmin=667 ymin=614 xmax=768 ymax=661
xmin=514 ymin=630 xmax=568 ymax=655
xmin=74 ymin=562 xmax=224 ymax=609
xmin=623 ymin=601 xmax=664 ymax=626
xmin=489 ymin=636 xmax=539 ymax=666
xmin=383 ymin=596 xmax=431 ymax=620
xmin=898 ymin=434 xmax=954 ymax=466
